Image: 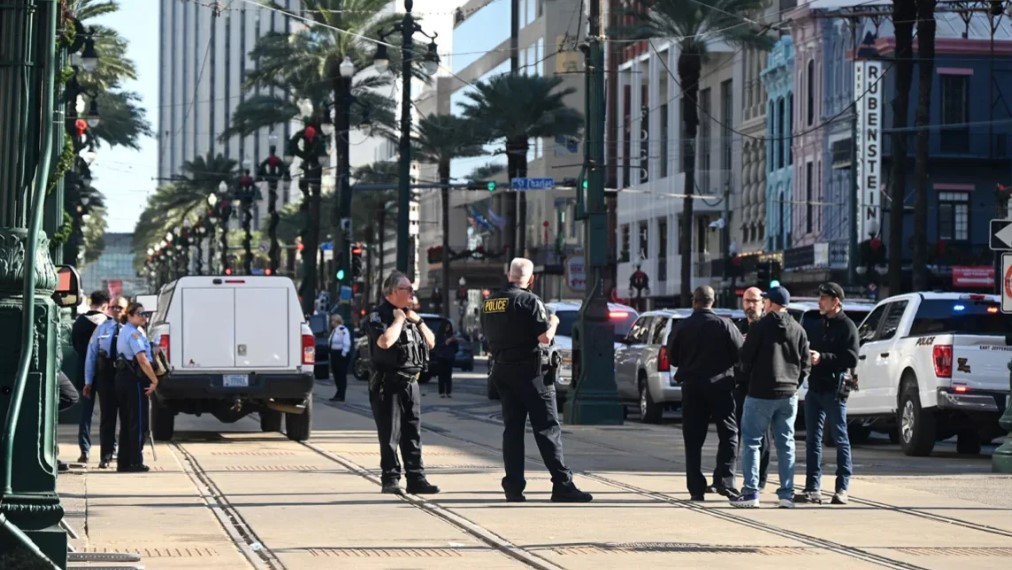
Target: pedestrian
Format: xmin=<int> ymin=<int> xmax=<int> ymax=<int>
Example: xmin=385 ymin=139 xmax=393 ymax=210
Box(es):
xmin=797 ymin=282 xmax=859 ymax=505
xmin=732 ymin=286 xmax=810 ymax=508
xmin=481 ymin=258 xmax=592 ymax=503
xmin=114 ymin=302 xmax=160 ymax=473
xmin=56 ymin=371 xmax=80 ymax=473
xmin=83 ymin=297 xmax=128 ymax=469
xmin=434 ymin=321 xmax=457 ymax=398
xmin=667 ymin=285 xmax=743 ymax=501
xmin=328 ymin=314 xmax=352 ymax=402
xmin=730 ymin=286 xmax=772 ymax=491
xmin=364 ymin=271 xmax=440 ymax=495
xmin=71 ymin=290 xmax=111 ymax=463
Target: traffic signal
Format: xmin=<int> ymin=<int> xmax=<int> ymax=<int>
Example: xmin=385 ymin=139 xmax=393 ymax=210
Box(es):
xmin=466 ymin=180 xmax=496 ymax=191
xmin=351 ymin=243 xmax=364 ymax=280
xmin=335 ymin=251 xmax=347 ymax=282
xmin=756 ymin=261 xmax=770 ymax=285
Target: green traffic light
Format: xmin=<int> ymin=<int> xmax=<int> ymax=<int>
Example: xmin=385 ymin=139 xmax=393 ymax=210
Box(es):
xmin=769 ymin=279 xmax=781 ymax=289
xmin=486 ymin=181 xmax=496 ymax=191
xmin=582 ymin=179 xmax=588 ymax=189
xmin=336 ymin=269 xmax=346 ymax=281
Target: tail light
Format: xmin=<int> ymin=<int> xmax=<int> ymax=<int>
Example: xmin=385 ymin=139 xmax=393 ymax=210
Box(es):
xmin=658 ymin=346 xmax=670 ymax=372
xmin=158 ymin=334 xmax=170 ymax=361
xmin=933 ymin=344 xmax=952 ymax=378
xmin=302 ymin=333 xmax=316 ymax=365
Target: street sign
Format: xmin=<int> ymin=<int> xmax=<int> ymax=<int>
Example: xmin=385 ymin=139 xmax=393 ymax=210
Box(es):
xmin=990 ymin=219 xmax=1012 ymax=250
xmin=1003 ymin=253 xmax=1012 ymax=314
xmin=510 ymin=177 xmax=555 ymax=191
xmin=566 ymin=256 xmax=586 ymax=291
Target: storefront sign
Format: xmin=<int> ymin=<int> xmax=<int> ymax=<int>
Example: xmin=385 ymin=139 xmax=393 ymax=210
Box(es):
xmin=952 ymin=266 xmax=994 ymax=288
xmin=854 ymin=60 xmax=883 ymax=240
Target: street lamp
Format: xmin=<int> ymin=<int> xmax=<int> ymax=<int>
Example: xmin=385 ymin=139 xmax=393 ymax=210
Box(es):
xmin=374 ymin=0 xmax=440 ymax=276
xmin=289 ymin=100 xmax=328 ymax=314
xmin=80 ymin=31 xmax=99 ymax=72
xmin=86 ymin=98 xmax=100 ymax=128
xmin=258 ymin=135 xmax=291 ymax=275
xmin=238 ymin=168 xmax=258 ymax=274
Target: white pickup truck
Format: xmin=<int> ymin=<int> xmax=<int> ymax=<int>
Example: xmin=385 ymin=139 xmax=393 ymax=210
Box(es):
xmin=848 ymin=292 xmax=1011 ymax=456
xmin=147 ymin=276 xmax=316 ymax=441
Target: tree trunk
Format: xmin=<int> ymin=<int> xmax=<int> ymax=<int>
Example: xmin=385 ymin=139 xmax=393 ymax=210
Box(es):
xmin=679 ymin=52 xmax=702 ymax=307
xmin=516 ymin=141 xmax=529 ymax=258
xmin=888 ymin=0 xmax=915 ymax=294
xmin=440 ymin=160 xmax=452 ymax=317
xmin=912 ymin=0 xmax=936 ymax=291
xmin=302 ymin=165 xmax=322 ymax=315
xmin=376 ymin=205 xmax=386 ymax=303
xmin=503 ymin=138 xmax=520 ymax=261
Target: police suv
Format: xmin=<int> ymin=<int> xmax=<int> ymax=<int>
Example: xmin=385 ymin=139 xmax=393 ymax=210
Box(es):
xmin=846 ymin=292 xmax=1012 ymax=456
xmin=147 ymin=276 xmax=316 ymax=442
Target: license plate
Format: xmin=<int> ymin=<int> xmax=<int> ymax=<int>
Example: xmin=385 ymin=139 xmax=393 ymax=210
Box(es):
xmin=223 ymin=374 xmax=249 ymax=388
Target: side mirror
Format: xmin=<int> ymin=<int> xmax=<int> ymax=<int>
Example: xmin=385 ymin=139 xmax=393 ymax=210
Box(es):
xmin=52 ymin=265 xmax=82 ymax=308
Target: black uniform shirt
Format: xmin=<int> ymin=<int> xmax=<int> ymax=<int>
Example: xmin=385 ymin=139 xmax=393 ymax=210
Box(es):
xmin=480 ymin=283 xmax=550 ymax=363
xmin=365 ymin=299 xmax=427 ymax=374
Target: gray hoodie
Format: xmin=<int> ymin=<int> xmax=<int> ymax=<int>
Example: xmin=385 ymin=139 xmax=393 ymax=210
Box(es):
xmin=738 ymin=310 xmax=810 ymax=399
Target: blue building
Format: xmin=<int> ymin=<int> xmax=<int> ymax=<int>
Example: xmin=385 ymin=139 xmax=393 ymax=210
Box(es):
xmin=761 ymin=36 xmax=795 ymax=253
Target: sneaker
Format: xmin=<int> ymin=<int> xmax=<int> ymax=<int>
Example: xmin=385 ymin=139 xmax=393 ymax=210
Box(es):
xmin=551 ymin=484 xmax=593 ymax=503
xmin=98 ymin=459 xmax=110 ymax=469
xmin=406 ymin=479 xmax=441 ymax=494
xmin=730 ymin=492 xmax=760 ymax=508
xmin=778 ymin=498 xmax=795 ymax=509
xmin=715 ymin=487 xmax=741 ymax=499
xmin=77 ymin=452 xmax=89 ymax=464
xmin=831 ymin=490 xmax=849 ymax=505
xmin=381 ymin=482 xmax=403 ymax=494
xmin=794 ymin=490 xmax=823 ymax=504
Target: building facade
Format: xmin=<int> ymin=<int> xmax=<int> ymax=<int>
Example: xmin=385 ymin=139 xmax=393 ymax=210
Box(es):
xmin=81 ymin=233 xmax=148 ymax=298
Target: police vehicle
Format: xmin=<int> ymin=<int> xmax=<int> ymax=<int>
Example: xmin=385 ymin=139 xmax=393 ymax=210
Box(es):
xmin=147 ymin=276 xmax=316 ymax=442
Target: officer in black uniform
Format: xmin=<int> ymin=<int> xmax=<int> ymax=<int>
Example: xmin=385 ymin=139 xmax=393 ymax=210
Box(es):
xmin=365 ymin=271 xmax=440 ymax=495
xmin=481 ymin=258 xmax=592 ymax=503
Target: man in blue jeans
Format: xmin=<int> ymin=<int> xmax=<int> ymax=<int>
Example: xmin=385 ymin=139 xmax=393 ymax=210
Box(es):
xmin=798 ymin=282 xmax=859 ymax=505
xmin=732 ymin=286 xmax=810 ymax=509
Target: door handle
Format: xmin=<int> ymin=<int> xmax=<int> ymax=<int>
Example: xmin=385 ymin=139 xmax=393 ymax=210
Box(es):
xmin=858 ymin=355 xmax=867 ymax=360
xmin=880 ymin=352 xmax=890 ymax=358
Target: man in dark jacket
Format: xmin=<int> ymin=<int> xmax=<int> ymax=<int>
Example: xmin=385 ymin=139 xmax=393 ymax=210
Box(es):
xmin=733 ymin=286 xmax=810 ymax=509
xmin=667 ymin=286 xmax=744 ymax=500
xmin=797 ymin=282 xmax=859 ymax=505
xmin=70 ymin=290 xmax=110 ymax=463
xmin=729 ymin=286 xmax=771 ymax=491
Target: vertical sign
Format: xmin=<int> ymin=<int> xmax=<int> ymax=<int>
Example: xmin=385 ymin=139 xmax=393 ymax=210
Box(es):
xmin=854 ymin=60 xmax=883 ymax=240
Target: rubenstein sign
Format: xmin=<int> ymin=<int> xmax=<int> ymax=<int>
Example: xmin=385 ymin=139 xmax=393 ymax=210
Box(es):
xmin=854 ymin=59 xmax=883 ymax=240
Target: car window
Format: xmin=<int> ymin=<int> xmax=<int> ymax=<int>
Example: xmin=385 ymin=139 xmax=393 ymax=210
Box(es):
xmin=908 ymin=299 xmax=1012 ymax=336
xmin=799 ymin=310 xmax=823 ymax=331
xmin=846 ymin=309 xmax=870 ymax=328
xmin=610 ymin=310 xmax=639 ymax=339
xmin=858 ymin=305 xmax=887 ymax=343
xmin=787 ymin=308 xmax=804 ymax=324
xmin=626 ymin=316 xmax=653 ymax=343
xmin=422 ymin=316 xmax=451 ymax=335
xmin=878 ymin=302 xmax=908 ymax=341
xmin=650 ymin=317 xmax=670 ymax=345
xmin=554 ymin=310 xmax=578 ymax=337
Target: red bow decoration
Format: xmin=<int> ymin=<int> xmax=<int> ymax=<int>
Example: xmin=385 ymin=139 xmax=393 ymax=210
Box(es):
xmin=268 ymin=155 xmax=281 ymax=167
xmin=870 ymin=237 xmax=882 ymax=250
xmin=304 ymin=126 xmax=317 ymax=141
xmin=75 ymin=119 xmax=87 ymax=137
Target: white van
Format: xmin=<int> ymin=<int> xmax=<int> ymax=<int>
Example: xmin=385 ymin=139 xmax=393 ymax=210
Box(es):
xmin=147 ymin=276 xmax=316 ymax=441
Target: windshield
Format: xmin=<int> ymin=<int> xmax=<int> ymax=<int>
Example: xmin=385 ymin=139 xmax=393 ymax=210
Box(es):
xmin=555 ymin=309 xmax=638 ymax=340
xmin=909 ymin=299 xmax=1012 ymax=336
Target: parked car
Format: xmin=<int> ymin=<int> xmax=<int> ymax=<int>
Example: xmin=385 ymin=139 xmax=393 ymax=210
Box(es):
xmin=147 ymin=276 xmax=315 ymax=442
xmin=308 ymin=313 xmax=331 ymax=380
xmin=614 ymin=308 xmax=744 ymax=423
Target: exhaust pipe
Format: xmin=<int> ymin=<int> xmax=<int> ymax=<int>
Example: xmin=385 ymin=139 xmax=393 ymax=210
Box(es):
xmin=265 ymin=400 xmax=307 ymax=415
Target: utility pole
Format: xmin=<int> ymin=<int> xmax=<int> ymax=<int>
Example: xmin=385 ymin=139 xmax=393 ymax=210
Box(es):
xmin=566 ymin=0 xmax=624 ymax=425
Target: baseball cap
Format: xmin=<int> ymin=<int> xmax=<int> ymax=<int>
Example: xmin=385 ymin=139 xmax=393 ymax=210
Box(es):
xmin=762 ymin=286 xmax=790 ymax=307
xmin=818 ymin=282 xmax=846 ymax=300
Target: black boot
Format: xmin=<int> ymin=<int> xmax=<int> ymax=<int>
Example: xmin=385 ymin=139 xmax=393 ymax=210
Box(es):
xmin=551 ymin=484 xmax=593 ymax=503
xmin=406 ymin=479 xmax=440 ymax=495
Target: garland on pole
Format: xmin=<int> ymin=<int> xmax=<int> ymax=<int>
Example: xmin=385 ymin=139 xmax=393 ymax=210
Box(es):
xmin=427 ymin=244 xmax=508 ymax=264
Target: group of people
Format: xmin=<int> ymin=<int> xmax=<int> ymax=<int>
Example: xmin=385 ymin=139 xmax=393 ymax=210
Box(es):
xmin=71 ymin=291 xmax=161 ymax=473
xmin=669 ymin=282 xmax=859 ymax=508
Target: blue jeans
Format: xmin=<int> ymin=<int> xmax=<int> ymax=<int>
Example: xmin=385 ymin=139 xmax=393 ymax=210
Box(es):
xmin=78 ymin=387 xmax=96 ymax=455
xmin=741 ymin=395 xmax=798 ymax=500
xmin=804 ymin=389 xmax=852 ymax=492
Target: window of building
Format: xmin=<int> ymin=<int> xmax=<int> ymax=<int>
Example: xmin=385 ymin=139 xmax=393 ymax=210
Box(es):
xmin=536 ymin=38 xmax=544 ymax=76
xmin=699 ymin=88 xmax=711 ymax=191
xmin=721 ymin=79 xmax=733 ymax=172
xmin=807 ymin=59 xmax=815 ymax=126
xmin=806 ymin=161 xmax=813 ymax=233
xmin=526 ymin=0 xmax=536 ymax=26
xmin=938 ymin=191 xmax=969 ymax=241
xmin=660 ymin=103 xmax=669 ymax=178
xmin=787 ymin=93 xmax=794 ymax=165
xmin=767 ymin=101 xmax=775 ymax=172
xmin=638 ymin=221 xmax=649 ymax=259
xmin=620 ymin=224 xmax=630 ymax=262
xmin=940 ymin=75 xmax=969 ymax=153
xmin=658 ymin=219 xmax=668 ymax=281
xmin=777 ymin=97 xmax=785 ymax=169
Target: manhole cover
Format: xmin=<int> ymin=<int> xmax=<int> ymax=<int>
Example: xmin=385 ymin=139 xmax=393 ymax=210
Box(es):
xmin=307 ymin=547 xmax=463 ymax=558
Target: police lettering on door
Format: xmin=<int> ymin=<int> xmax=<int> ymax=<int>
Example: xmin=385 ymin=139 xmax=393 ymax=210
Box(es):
xmin=484 ymin=298 xmax=508 ymax=313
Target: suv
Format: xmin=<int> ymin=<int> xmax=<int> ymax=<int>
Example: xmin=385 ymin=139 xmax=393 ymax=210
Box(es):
xmin=615 ymin=308 xmax=744 ymax=422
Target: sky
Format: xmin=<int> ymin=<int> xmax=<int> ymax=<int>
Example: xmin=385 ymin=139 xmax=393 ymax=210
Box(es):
xmin=91 ymin=7 xmax=159 ymax=233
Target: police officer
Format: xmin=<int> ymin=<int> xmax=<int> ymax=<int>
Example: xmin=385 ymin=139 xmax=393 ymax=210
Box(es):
xmin=365 ymin=271 xmax=440 ymax=495
xmin=83 ymin=297 xmax=128 ymax=468
xmin=114 ymin=302 xmax=160 ymax=473
xmin=481 ymin=258 xmax=592 ymax=503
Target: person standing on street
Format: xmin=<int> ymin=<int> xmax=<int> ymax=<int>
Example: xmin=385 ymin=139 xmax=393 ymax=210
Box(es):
xmin=733 ymin=286 xmax=810 ymax=509
xmin=83 ymin=297 xmax=128 ymax=468
xmin=481 ymin=258 xmax=592 ymax=503
xmin=731 ymin=286 xmax=772 ymax=491
xmin=667 ymin=286 xmax=744 ymax=501
xmin=71 ymin=290 xmax=111 ymax=464
xmin=365 ymin=272 xmax=440 ymax=495
xmin=433 ymin=321 xmax=458 ymax=398
xmin=797 ymin=282 xmax=859 ymax=505
xmin=114 ymin=302 xmax=160 ymax=473
xmin=328 ymin=315 xmax=352 ymax=402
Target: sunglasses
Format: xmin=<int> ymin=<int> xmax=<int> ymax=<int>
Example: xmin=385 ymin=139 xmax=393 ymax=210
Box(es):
xmin=818 ymin=285 xmax=839 ymax=297
xmin=397 ymin=286 xmax=415 ymax=293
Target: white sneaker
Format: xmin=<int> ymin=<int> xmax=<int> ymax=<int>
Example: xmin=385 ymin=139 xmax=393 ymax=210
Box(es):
xmin=778 ymin=498 xmax=795 ymax=509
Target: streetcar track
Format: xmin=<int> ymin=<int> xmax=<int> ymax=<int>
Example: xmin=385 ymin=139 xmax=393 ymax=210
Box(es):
xmin=171 ymin=442 xmax=284 ymax=570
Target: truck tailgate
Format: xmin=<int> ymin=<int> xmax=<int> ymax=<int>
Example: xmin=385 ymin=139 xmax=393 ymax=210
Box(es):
xmin=951 ymin=336 xmax=1012 ymax=393
xmin=181 ymin=288 xmax=235 ymax=368
xmin=235 ymin=287 xmax=291 ymax=368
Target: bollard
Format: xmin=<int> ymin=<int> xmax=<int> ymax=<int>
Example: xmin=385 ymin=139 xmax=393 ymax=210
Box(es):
xmin=991 ymin=357 xmax=1012 ymax=473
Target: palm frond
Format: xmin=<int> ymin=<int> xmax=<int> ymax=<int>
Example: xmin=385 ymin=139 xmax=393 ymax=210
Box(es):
xmin=90 ymin=90 xmax=153 ymax=149
xmin=220 ymin=95 xmax=299 ymax=141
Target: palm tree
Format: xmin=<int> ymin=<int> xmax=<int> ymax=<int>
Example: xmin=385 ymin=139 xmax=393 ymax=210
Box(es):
xmin=459 ymin=74 xmax=583 ymax=259
xmin=414 ymin=114 xmax=486 ymax=317
xmin=614 ymin=0 xmax=772 ymax=305
xmin=888 ymin=0 xmax=916 ymax=294
xmin=911 ymin=0 xmax=936 ymax=290
xmin=466 ymin=163 xmax=506 ymax=183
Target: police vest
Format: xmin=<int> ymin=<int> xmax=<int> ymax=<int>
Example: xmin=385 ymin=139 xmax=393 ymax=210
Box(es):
xmin=481 ymin=286 xmax=542 ymax=363
xmin=371 ymin=318 xmax=427 ymax=374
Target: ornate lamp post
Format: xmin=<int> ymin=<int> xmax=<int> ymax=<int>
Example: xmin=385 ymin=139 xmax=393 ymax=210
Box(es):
xmin=373 ymin=0 xmax=440 ymax=275
xmin=237 ymin=166 xmax=258 ymax=274
xmin=214 ymin=181 xmax=234 ymax=274
xmin=258 ymin=135 xmax=290 ymax=275
xmin=206 ymin=196 xmax=219 ymax=274
xmin=288 ymin=99 xmax=328 ymax=313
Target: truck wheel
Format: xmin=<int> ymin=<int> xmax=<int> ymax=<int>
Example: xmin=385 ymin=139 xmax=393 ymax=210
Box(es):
xmin=285 ymin=398 xmax=312 ymax=442
xmin=956 ymin=431 xmax=982 ymax=455
xmin=353 ymin=357 xmax=370 ymax=381
xmin=639 ymin=378 xmax=662 ymax=424
xmin=151 ymin=399 xmax=175 ymax=442
xmin=260 ymin=409 xmax=283 ymax=432
xmin=898 ymin=377 xmax=936 ymax=456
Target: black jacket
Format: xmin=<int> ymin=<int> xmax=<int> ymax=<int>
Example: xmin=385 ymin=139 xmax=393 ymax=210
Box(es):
xmin=71 ymin=311 xmax=107 ymax=357
xmin=739 ymin=311 xmax=810 ymax=399
xmin=667 ymin=309 xmax=743 ymax=385
xmin=804 ymin=311 xmax=860 ymax=393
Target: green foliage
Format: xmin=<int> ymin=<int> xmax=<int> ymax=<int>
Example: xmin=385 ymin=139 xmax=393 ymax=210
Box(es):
xmin=610 ymin=0 xmax=774 ymax=56
xmin=89 ymin=90 xmax=154 ymax=150
xmin=413 ymin=114 xmax=486 ymax=174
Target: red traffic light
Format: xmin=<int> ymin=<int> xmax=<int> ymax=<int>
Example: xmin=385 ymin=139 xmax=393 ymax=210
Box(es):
xmin=265 ymin=268 xmax=273 ymax=276
xmin=224 ymin=267 xmax=233 ymax=275
xmin=351 ymin=244 xmax=363 ymax=256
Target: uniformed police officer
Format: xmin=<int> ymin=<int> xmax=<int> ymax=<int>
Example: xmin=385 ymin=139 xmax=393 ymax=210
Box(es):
xmin=365 ymin=271 xmax=440 ymax=495
xmin=83 ymin=297 xmax=128 ymax=468
xmin=481 ymin=258 xmax=592 ymax=503
xmin=114 ymin=302 xmax=160 ymax=473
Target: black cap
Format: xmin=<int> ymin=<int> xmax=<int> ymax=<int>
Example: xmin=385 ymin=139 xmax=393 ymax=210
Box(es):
xmin=818 ymin=282 xmax=845 ymax=300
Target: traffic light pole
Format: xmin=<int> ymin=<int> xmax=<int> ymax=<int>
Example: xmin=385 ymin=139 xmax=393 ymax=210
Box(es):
xmin=565 ymin=0 xmax=624 ymax=425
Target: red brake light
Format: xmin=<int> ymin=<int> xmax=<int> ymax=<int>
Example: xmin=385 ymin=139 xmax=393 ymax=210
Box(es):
xmin=967 ymin=294 xmax=986 ymax=301
xmin=302 ymin=333 xmax=315 ymax=366
xmin=158 ymin=334 xmax=170 ymax=361
xmin=933 ymin=344 xmax=952 ymax=378
xmin=658 ymin=346 xmax=670 ymax=372
xmin=953 ymin=384 xmax=968 ymax=393
xmin=609 ymin=311 xmax=629 ymax=319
